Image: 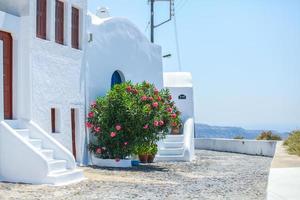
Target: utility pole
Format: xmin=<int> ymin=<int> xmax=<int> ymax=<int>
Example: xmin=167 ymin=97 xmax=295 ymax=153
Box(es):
xmin=149 ymin=0 xmax=174 ymax=43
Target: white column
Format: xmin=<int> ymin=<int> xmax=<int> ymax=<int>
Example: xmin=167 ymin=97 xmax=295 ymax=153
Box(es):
xmin=0 ymin=41 xmax=4 ymax=121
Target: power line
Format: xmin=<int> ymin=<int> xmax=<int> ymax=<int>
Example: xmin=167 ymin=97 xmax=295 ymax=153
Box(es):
xmin=173 ymin=8 xmax=182 ymax=71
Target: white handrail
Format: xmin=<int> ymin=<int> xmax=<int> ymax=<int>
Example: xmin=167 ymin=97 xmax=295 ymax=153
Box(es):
xmin=28 ymin=121 xmax=76 ymax=169
xmin=183 ymin=117 xmax=195 ymax=161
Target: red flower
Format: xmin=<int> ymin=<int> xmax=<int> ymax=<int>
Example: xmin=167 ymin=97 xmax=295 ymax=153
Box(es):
xmin=153 ymin=121 xmax=159 ymax=127
xmin=94 ymin=126 xmax=101 ymax=133
xmin=168 ymin=95 xmax=172 ymax=100
xmin=171 ymin=113 xmax=177 ymax=118
xmin=141 ymin=95 xmax=147 ymax=101
xmin=154 ymin=89 xmax=159 ymax=95
xmin=88 ymin=112 xmax=94 ymax=118
xmin=148 ymin=97 xmax=154 ymax=101
xmin=159 ymin=120 xmax=164 ymax=126
xmin=143 ymin=124 xmax=149 ymax=129
xmin=126 ymin=86 xmax=132 ymax=92
xmin=96 ymin=148 xmax=102 ymax=154
xmin=124 ymin=142 xmax=128 ymax=146
xmin=152 ymin=102 xmax=159 ymax=108
xmin=115 ymin=124 xmax=122 ymax=131
xmin=167 ymin=107 xmax=173 ymax=113
xmin=86 ymin=122 xmax=93 ymax=128
xmin=110 ymin=132 xmax=117 ymax=138
xmin=132 ymin=89 xmax=138 ymax=94
xmin=157 ymin=96 xmax=162 ymax=101
xmin=172 ymin=122 xmax=177 ymax=127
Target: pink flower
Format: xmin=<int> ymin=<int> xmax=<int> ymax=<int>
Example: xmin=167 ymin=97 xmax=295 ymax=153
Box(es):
xmin=168 ymin=95 xmax=172 ymax=100
xmin=88 ymin=112 xmax=94 ymax=118
xmin=86 ymin=122 xmax=93 ymax=128
xmin=132 ymin=89 xmax=138 ymax=94
xmin=167 ymin=107 xmax=173 ymax=113
xmin=154 ymin=89 xmax=159 ymax=95
xmin=96 ymin=148 xmax=102 ymax=154
xmin=115 ymin=158 xmax=120 ymax=162
xmin=143 ymin=124 xmax=149 ymax=129
xmin=141 ymin=95 xmax=147 ymax=101
xmin=115 ymin=124 xmax=122 ymax=131
xmin=153 ymin=121 xmax=159 ymax=127
xmin=172 ymin=122 xmax=177 ymax=127
xmin=94 ymin=126 xmax=101 ymax=133
xmin=152 ymin=102 xmax=159 ymax=108
xmin=91 ymin=101 xmax=96 ymax=108
xmin=171 ymin=113 xmax=177 ymax=119
xmin=124 ymin=142 xmax=128 ymax=146
xmin=159 ymin=120 xmax=164 ymax=126
xmin=126 ymin=86 xmax=132 ymax=92
xmin=110 ymin=132 xmax=117 ymax=138
xmin=148 ymin=97 xmax=154 ymax=101
xmin=157 ymin=96 xmax=162 ymax=101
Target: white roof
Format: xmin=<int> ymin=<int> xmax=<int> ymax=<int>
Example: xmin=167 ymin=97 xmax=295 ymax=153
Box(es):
xmin=163 ymin=72 xmax=193 ymax=88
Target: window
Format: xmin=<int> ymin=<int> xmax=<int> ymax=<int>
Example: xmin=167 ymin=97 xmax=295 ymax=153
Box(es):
xmin=55 ymin=0 xmax=64 ymax=44
xmin=51 ymin=108 xmax=61 ymax=133
xmin=36 ymin=0 xmax=47 ymax=39
xmin=71 ymin=7 xmax=79 ymax=49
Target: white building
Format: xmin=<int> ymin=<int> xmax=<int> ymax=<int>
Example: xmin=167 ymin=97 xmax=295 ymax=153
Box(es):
xmin=0 ymin=0 xmax=194 ymax=185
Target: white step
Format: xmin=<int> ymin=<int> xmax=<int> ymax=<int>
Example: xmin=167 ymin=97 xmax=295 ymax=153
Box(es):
xmin=159 ymin=148 xmax=184 ymax=156
xmin=155 ymin=155 xmax=186 ymax=162
xmin=163 ymin=142 xmax=184 ymax=148
xmin=48 ymin=159 xmax=67 ymax=173
xmin=28 ymin=138 xmax=42 ymax=149
xmin=5 ymin=120 xmax=27 ymax=129
xmin=15 ymin=129 xmax=30 ymax=138
xmin=163 ymin=135 xmax=184 ymax=143
xmin=41 ymin=149 xmax=54 ymax=160
xmin=47 ymin=169 xmax=85 ymax=186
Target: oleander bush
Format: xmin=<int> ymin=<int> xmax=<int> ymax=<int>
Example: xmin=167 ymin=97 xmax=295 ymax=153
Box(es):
xmin=87 ymin=81 xmax=181 ymax=160
xmin=256 ymin=131 xmax=282 ymax=141
xmin=284 ymin=130 xmax=300 ymax=156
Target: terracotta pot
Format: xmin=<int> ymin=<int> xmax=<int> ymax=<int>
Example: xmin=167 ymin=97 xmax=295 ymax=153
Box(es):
xmin=139 ymin=154 xmax=148 ymax=163
xmin=171 ymin=127 xmax=180 ymax=135
xmin=147 ymin=154 xmax=155 ymax=163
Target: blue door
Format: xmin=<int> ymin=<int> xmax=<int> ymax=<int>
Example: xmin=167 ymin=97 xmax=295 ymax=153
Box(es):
xmin=111 ymin=71 xmax=123 ymax=88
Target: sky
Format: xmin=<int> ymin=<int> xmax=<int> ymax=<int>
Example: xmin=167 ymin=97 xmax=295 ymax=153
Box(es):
xmin=88 ymin=0 xmax=300 ymax=132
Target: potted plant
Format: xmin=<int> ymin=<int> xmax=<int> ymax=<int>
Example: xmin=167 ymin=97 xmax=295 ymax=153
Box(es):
xmin=147 ymin=144 xmax=158 ymax=163
xmin=87 ymin=81 xmax=181 ymax=167
xmin=171 ymin=121 xmax=183 ymax=135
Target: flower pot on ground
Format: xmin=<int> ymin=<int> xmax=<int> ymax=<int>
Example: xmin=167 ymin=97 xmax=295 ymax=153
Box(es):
xmin=147 ymin=155 xmax=155 ymax=163
xmin=87 ymin=81 xmax=181 ymax=167
xmin=147 ymin=144 xmax=158 ymax=163
xmin=138 ymin=155 xmax=148 ymax=163
xmin=171 ymin=123 xmax=183 ymax=135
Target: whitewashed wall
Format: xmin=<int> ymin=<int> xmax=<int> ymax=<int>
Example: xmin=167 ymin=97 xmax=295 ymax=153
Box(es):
xmin=86 ymin=14 xmax=164 ymax=104
xmin=27 ymin=0 xmax=87 ymax=164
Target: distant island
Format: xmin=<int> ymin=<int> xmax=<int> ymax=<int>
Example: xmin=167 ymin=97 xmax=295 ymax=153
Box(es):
xmin=195 ymin=123 xmax=290 ymax=139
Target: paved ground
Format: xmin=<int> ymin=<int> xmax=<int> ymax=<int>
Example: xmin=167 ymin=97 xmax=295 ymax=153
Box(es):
xmin=0 ymin=150 xmax=272 ymax=200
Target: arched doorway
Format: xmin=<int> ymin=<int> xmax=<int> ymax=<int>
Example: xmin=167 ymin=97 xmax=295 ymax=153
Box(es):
xmin=111 ymin=70 xmax=125 ymax=88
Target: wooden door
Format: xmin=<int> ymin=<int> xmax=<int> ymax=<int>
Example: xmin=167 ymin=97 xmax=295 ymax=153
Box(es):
xmin=0 ymin=31 xmax=13 ymax=119
xmin=71 ymin=108 xmax=76 ymax=159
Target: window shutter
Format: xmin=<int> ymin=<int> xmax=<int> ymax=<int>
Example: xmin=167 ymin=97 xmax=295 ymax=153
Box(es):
xmin=55 ymin=0 xmax=64 ymax=44
xmin=36 ymin=0 xmax=47 ymax=39
xmin=51 ymin=108 xmax=56 ymax=133
xmin=72 ymin=7 xmax=79 ymax=49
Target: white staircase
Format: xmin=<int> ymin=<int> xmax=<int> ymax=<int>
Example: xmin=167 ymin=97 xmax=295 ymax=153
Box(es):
xmin=0 ymin=120 xmax=84 ymax=185
xmin=155 ymin=118 xmax=195 ymax=162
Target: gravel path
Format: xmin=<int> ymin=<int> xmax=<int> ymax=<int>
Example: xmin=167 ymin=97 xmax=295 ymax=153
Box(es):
xmin=0 ymin=150 xmax=272 ymax=200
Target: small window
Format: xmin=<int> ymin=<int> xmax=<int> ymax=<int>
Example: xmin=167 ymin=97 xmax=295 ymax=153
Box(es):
xmin=111 ymin=70 xmax=125 ymax=88
xmin=51 ymin=108 xmax=61 ymax=133
xmin=71 ymin=7 xmax=79 ymax=49
xmin=36 ymin=0 xmax=47 ymax=39
xmin=55 ymin=0 xmax=64 ymax=44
